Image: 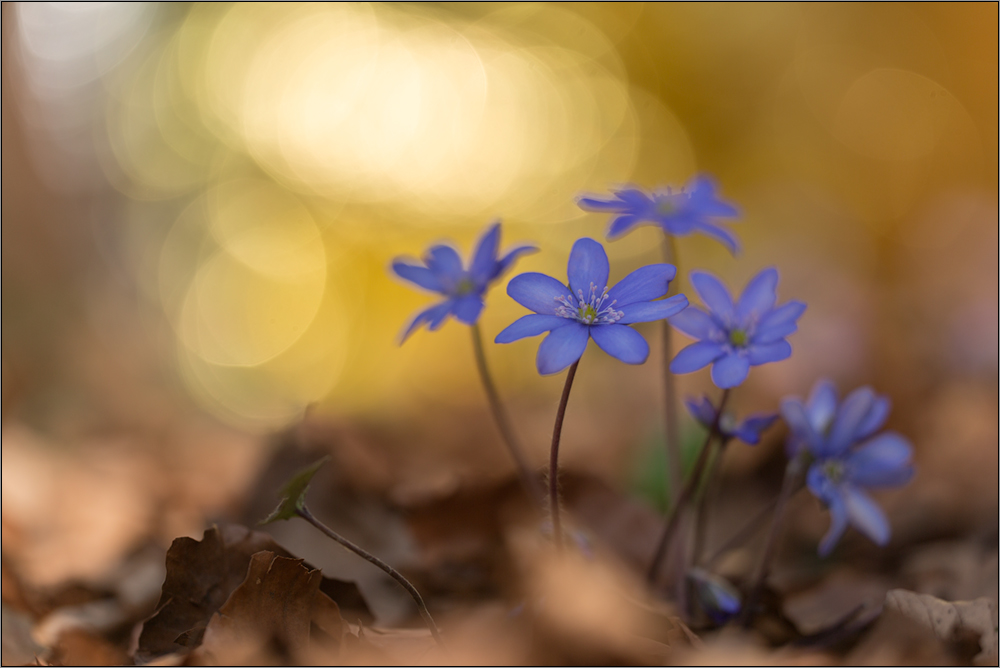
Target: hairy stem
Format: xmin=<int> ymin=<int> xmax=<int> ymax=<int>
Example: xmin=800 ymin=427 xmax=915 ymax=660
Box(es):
xmin=739 ymin=452 xmax=807 ymax=627
xmin=549 ymin=360 xmax=580 ymax=552
xmin=296 ymin=506 xmax=445 ymax=648
xmin=660 ymin=236 xmax=683 ymax=504
xmin=470 ymin=323 xmax=543 ymax=507
xmin=647 ymin=388 xmax=731 ymax=586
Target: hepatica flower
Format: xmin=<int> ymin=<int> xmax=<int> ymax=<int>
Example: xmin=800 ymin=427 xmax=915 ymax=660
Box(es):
xmin=496 ymin=238 xmax=688 ymax=375
xmin=782 ymin=380 xmax=915 ymax=556
xmin=685 ymin=396 xmax=778 ymax=445
xmin=577 ymin=175 xmax=740 ymax=253
xmin=669 ymin=268 xmax=806 ymax=389
xmin=391 ymin=222 xmax=536 ymax=342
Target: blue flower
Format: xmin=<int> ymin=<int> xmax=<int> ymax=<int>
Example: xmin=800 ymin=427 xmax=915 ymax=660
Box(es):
xmin=781 ymin=380 xmax=915 ymax=556
xmin=685 ymin=396 xmax=778 ymax=445
xmin=391 ymin=221 xmax=537 ymax=342
xmin=577 ymin=175 xmax=741 ymax=253
xmin=495 ymin=238 xmax=688 ymax=375
xmin=669 ymin=268 xmax=806 ymax=389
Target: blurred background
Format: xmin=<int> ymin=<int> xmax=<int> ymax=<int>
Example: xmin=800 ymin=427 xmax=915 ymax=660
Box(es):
xmin=2 ymin=1 xmax=997 ymax=605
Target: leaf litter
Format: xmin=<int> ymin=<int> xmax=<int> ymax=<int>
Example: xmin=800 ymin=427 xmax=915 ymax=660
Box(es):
xmin=2 ymin=412 xmax=998 ymax=665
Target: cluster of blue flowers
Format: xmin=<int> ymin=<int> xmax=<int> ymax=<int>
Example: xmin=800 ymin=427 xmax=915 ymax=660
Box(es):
xmin=391 ymin=174 xmax=915 ymax=622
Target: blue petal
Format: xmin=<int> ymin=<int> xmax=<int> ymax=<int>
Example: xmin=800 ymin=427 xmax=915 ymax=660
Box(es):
xmin=755 ymin=301 xmax=806 ymax=343
xmin=618 ymin=295 xmax=688 ymax=324
xmin=806 ymin=379 xmax=838 ymax=434
xmin=684 ymin=396 xmax=717 ymax=428
xmin=828 ymin=386 xmax=876 ymax=455
xmin=392 ymin=260 xmax=444 ymax=293
xmin=746 ymin=340 xmax=791 ymax=365
xmin=690 ymin=271 xmax=735 ymax=322
xmin=495 ymin=314 xmax=573 ymax=344
xmin=818 ymin=491 xmax=849 ymax=557
xmin=399 ymin=300 xmax=453 ymax=343
xmin=736 ymin=268 xmax=778 ymax=322
xmin=577 ymin=195 xmax=628 ymax=212
xmin=846 ymin=432 xmax=914 ymax=488
xmin=606 ymin=264 xmax=676 ymax=306
xmin=855 ymin=396 xmax=890 ymax=441
xmin=781 ymin=397 xmax=821 ymax=453
xmin=669 ymin=306 xmax=722 ymax=339
xmin=497 ymin=244 xmax=538 ymax=276
xmin=607 ymin=214 xmax=643 ymax=239
xmin=687 ymin=176 xmax=739 ymax=218
xmin=452 ymin=295 xmax=484 ymax=325
xmin=589 ymin=324 xmax=649 ymax=364
xmin=711 ymin=353 xmax=750 ymax=388
xmin=507 ymin=272 xmax=573 ymax=315
xmin=614 ymin=188 xmax=652 ymax=207
xmin=843 ymin=486 xmax=890 ymax=546
xmin=693 ymin=222 xmax=741 ymax=255
xmin=536 ymin=322 xmax=590 ymax=375
xmin=734 ymin=413 xmax=779 ymax=444
xmin=468 ymin=222 xmax=501 ymax=285
xmin=670 ymin=341 xmax=725 ymax=374
xmin=567 ymin=238 xmax=610 ymax=296
xmin=807 ymin=461 xmax=836 ymax=502
xmin=425 ymin=245 xmax=464 ymax=281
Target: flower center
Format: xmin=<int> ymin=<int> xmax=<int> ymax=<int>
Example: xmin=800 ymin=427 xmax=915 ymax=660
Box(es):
xmin=454 ymin=277 xmax=476 ymax=296
xmin=656 ymin=200 xmax=677 ymax=216
xmin=554 ymin=283 xmax=624 ymax=326
xmin=822 ymin=460 xmax=845 ymax=483
xmin=729 ymin=328 xmax=749 ymax=347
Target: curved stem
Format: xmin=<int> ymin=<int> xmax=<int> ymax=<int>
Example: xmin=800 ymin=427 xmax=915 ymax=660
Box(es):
xmin=296 ymin=506 xmax=445 ymax=648
xmin=470 ymin=323 xmax=544 ymax=507
xmin=739 ymin=453 xmax=807 ymax=627
xmin=647 ymin=388 xmax=731 ymax=586
xmin=691 ymin=438 xmax=730 ymax=567
xmin=705 ymin=495 xmax=779 ymax=568
xmin=660 ymin=236 xmax=683 ymax=503
xmin=549 ymin=360 xmax=580 ymax=552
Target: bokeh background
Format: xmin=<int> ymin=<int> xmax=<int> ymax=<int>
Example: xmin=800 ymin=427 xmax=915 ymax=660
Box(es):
xmin=2 ymin=1 xmax=997 ymax=606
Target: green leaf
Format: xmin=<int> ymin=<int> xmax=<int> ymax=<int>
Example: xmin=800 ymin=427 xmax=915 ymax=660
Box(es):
xmin=259 ymin=456 xmax=330 ymax=524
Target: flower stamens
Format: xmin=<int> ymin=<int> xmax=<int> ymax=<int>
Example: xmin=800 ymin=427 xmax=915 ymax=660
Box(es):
xmin=554 ymin=283 xmax=624 ymax=325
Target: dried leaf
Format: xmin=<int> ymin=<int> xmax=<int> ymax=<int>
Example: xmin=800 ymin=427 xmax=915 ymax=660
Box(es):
xmin=47 ymin=628 xmax=127 ymax=667
xmin=194 ymin=551 xmax=344 ymax=665
xmin=2 ymin=604 xmax=43 ymax=665
xmin=339 ymin=623 xmax=441 ymax=665
xmin=135 ymin=523 xmax=368 ymax=662
xmin=260 ymin=456 xmax=330 ymax=524
xmin=884 ymin=588 xmax=999 ymax=665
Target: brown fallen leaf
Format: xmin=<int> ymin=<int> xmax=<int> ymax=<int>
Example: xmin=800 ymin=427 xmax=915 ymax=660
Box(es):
xmin=884 ymin=588 xmax=999 ymax=666
xmin=46 ymin=628 xmax=127 ymax=667
xmin=2 ymin=604 xmax=44 ymax=665
xmin=782 ymin=568 xmax=889 ymax=636
xmin=506 ymin=523 xmax=696 ymax=666
xmin=135 ymin=524 xmax=368 ymax=662
xmin=193 ymin=551 xmax=344 ymax=665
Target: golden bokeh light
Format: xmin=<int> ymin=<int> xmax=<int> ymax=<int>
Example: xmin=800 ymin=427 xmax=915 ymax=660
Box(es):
xmin=10 ymin=3 xmax=993 ymax=431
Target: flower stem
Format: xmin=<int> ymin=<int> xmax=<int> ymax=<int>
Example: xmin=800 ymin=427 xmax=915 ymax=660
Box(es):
xmin=691 ymin=438 xmax=730 ymax=568
xmin=660 ymin=236 xmax=683 ymax=505
xmin=705 ymin=495 xmax=779 ymax=568
xmin=647 ymin=388 xmax=731 ymax=587
xmin=295 ymin=505 xmax=445 ymax=648
xmin=549 ymin=360 xmax=580 ymax=552
xmin=470 ymin=323 xmax=543 ymax=507
xmin=739 ymin=452 xmax=807 ymax=627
